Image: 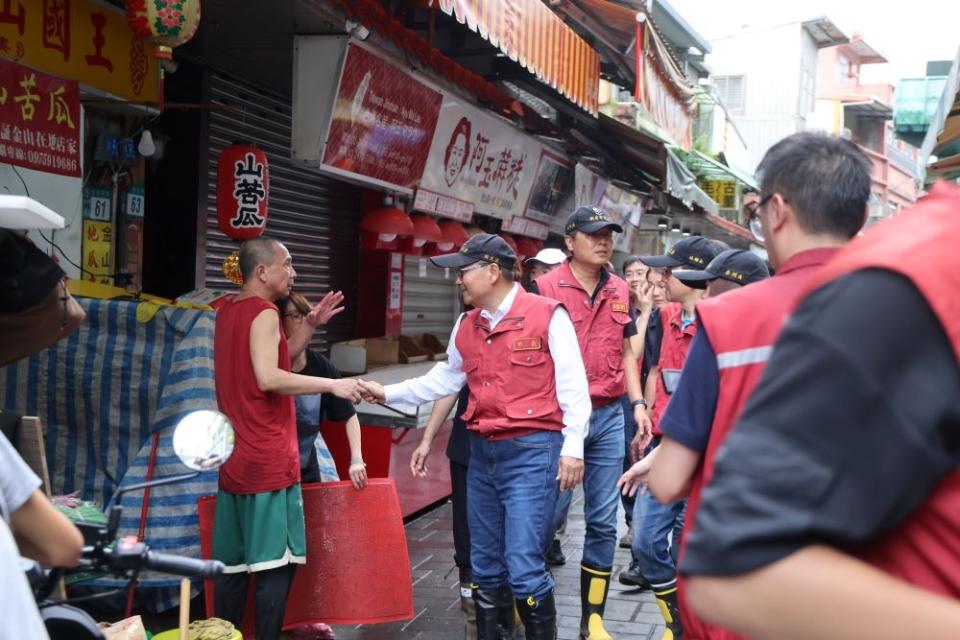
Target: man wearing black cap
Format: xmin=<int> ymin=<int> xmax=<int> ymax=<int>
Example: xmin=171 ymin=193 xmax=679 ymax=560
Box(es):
xmin=358 ymin=233 xmax=591 ymax=640
xmin=531 ymin=206 xmax=647 ymax=640
xmin=619 ymin=131 xmax=873 ymax=640
xmin=618 ymin=235 xmax=726 ymax=637
xmin=619 ymin=249 xmax=768 ymax=640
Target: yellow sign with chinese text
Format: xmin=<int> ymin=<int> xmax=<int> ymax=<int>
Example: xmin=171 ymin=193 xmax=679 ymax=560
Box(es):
xmin=0 ymin=0 xmax=159 ymax=103
xmin=82 ymin=219 xmax=113 ymax=284
xmin=702 ymin=180 xmax=738 ymax=210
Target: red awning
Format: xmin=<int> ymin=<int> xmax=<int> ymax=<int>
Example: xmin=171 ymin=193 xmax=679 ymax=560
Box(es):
xmin=434 ymin=0 xmax=601 ymax=115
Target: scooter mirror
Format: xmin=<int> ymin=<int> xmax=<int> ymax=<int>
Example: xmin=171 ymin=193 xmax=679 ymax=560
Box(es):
xmin=172 ymin=410 xmax=235 ymax=471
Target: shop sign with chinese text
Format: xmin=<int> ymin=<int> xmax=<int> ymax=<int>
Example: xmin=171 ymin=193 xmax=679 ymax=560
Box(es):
xmin=315 ymin=43 xmax=442 ymax=192
xmin=82 ymin=218 xmax=112 ymax=283
xmin=421 ymin=95 xmax=542 ymax=221
xmin=412 ymin=187 xmax=473 ymax=222
xmin=0 ymin=57 xmax=80 ymax=176
xmin=0 ymin=0 xmax=159 ymax=103
xmin=702 ymin=180 xmax=737 ymax=210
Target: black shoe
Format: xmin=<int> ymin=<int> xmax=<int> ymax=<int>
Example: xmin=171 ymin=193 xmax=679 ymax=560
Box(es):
xmin=617 ymin=561 xmax=651 ymax=589
xmin=474 ymin=585 xmax=516 ymax=640
xmin=544 ymin=539 xmax=565 ymax=566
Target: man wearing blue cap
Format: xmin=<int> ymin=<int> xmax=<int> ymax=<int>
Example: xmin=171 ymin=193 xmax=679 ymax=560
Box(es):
xmin=359 ymin=233 xmax=591 ymax=640
xmin=531 ymin=206 xmax=647 ymax=640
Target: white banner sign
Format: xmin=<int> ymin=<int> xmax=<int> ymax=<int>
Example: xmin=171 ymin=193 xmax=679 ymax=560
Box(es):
xmin=421 ymin=96 xmax=542 ymax=220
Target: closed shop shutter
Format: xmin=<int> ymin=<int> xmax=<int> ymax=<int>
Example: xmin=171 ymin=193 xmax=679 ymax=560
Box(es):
xmin=202 ymin=72 xmax=362 ymax=350
xmin=401 ymin=255 xmax=460 ymax=340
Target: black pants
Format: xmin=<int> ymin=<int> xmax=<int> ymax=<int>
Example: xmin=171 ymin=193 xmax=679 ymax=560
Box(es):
xmin=451 ymin=460 xmax=472 ymax=583
xmin=214 ymin=564 xmax=297 ymax=640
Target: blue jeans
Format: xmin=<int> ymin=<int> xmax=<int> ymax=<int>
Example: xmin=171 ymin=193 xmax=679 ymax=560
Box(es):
xmin=468 ymin=430 xmax=562 ymax=599
xmin=552 ymin=401 xmax=624 ymax=569
xmin=632 ymin=490 xmax=686 ymax=588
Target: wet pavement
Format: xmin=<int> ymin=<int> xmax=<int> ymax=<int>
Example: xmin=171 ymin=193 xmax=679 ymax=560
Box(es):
xmin=330 ymin=487 xmax=666 ymax=639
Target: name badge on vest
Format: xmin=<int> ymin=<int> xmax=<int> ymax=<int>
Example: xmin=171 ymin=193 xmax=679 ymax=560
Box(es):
xmin=513 ymin=337 xmax=542 ymax=351
xmin=611 ymin=301 xmax=628 ymax=313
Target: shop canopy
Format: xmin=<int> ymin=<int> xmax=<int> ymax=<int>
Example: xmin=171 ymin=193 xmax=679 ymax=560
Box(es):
xmin=681 ymin=149 xmax=758 ymax=191
xmin=432 ymin=0 xmax=601 ymax=115
xmin=665 ymin=149 xmax=718 ymax=215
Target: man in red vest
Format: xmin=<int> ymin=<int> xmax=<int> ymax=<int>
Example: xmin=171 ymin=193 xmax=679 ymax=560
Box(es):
xmin=619 ymin=132 xmax=874 ymax=639
xmin=359 ymin=234 xmax=591 ymax=640
xmin=659 ymin=140 xmax=960 ymax=639
xmin=532 ymin=207 xmax=648 ymax=640
xmin=618 ymin=235 xmax=725 ymax=638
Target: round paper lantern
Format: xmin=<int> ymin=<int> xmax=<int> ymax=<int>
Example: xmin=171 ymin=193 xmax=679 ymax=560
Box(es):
xmin=217 ymin=144 xmax=269 ymax=240
xmin=127 ymin=0 xmax=202 ymax=61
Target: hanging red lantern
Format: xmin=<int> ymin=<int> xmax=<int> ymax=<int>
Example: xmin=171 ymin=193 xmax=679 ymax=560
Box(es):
xmin=217 ymin=144 xmax=269 ymax=240
xmin=126 ymin=0 xmax=202 ymax=61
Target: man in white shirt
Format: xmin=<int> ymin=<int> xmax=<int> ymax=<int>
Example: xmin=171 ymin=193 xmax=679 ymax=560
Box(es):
xmin=360 ymin=234 xmax=590 ymax=640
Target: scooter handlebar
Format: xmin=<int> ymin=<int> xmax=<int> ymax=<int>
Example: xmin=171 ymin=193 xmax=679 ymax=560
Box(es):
xmin=144 ymin=551 xmax=224 ymax=579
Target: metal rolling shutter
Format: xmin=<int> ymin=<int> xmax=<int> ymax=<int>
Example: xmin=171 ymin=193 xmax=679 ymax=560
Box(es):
xmin=401 ymin=255 xmax=460 ymax=339
xmin=202 ymin=72 xmax=362 ymax=350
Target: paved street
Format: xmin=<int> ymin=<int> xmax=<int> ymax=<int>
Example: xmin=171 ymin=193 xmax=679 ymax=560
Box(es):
xmin=331 ymin=488 xmax=666 ymax=639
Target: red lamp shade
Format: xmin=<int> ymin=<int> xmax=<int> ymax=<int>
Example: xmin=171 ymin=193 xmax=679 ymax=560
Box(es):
xmin=425 ymin=220 xmax=469 ymax=255
xmin=409 ymin=214 xmax=443 ymax=247
xmin=514 ymin=236 xmax=542 ymax=262
xmin=360 ymin=204 xmax=414 ymax=251
xmin=399 ymin=213 xmax=443 ymax=255
xmin=217 ymin=144 xmax=269 ymax=240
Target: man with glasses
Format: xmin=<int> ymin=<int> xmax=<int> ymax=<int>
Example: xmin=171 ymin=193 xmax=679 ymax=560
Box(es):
xmin=625 ymin=131 xmax=871 ymax=639
xmin=531 ymin=206 xmax=647 ymax=640
xmin=359 ymin=234 xmax=591 ymax=640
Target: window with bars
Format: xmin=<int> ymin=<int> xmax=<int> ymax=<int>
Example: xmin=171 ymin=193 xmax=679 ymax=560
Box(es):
xmin=714 ymin=75 xmax=746 ymax=114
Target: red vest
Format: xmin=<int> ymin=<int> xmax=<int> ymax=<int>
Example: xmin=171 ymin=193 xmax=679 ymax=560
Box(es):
xmin=535 ymin=261 xmax=631 ymax=405
xmin=798 ymin=180 xmax=960 ymax=598
xmin=650 ymin=302 xmax=698 ymax=432
xmin=455 ymin=287 xmax=565 ymax=438
xmin=677 ymin=248 xmax=839 ymax=640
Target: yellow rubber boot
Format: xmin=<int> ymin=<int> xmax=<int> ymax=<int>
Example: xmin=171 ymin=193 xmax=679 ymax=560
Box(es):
xmin=579 ymin=563 xmax=613 ymax=640
xmin=654 ymin=586 xmax=682 ymax=640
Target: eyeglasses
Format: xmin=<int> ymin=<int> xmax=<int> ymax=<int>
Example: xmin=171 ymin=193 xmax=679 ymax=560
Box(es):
xmin=457 ymin=262 xmax=493 ymax=278
xmin=746 ymin=194 xmax=774 ymax=242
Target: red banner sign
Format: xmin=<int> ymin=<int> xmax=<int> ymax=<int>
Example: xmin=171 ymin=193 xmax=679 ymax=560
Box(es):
xmin=0 ymin=58 xmax=80 ymax=176
xmin=321 ymin=44 xmax=442 ymax=191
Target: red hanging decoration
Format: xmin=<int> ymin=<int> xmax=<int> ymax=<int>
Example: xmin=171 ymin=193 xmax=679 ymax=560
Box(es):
xmin=217 ymin=144 xmax=269 ymax=240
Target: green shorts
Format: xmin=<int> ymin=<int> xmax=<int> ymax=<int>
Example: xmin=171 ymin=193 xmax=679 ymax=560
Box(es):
xmin=212 ymin=484 xmax=306 ymax=574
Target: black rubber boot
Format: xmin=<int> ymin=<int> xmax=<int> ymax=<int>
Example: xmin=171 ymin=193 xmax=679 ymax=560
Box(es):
xmin=654 ymin=586 xmax=683 ymax=640
xmin=579 ymin=563 xmax=613 ymax=640
xmin=515 ymin=592 xmax=557 ymax=640
xmin=544 ymin=538 xmax=566 ymax=566
xmin=474 ymin=585 xmax=516 ymax=640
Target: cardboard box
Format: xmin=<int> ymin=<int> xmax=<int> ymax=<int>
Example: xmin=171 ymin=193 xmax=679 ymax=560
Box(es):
xmin=330 ymin=336 xmax=431 ymax=374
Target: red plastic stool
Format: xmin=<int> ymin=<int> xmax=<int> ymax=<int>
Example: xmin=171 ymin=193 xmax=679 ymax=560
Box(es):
xmin=198 ymin=478 xmax=413 ymax=636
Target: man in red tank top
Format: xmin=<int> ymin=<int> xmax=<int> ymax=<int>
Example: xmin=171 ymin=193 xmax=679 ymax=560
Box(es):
xmin=213 ymin=237 xmax=362 ymax=640
xmin=670 ymin=143 xmax=960 ymax=638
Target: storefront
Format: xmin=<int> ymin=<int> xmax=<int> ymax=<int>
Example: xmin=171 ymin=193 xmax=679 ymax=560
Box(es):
xmin=0 ymin=0 xmax=162 ymax=290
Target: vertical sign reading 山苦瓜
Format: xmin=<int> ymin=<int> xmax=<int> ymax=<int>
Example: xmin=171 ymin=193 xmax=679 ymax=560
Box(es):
xmin=0 ymin=0 xmax=159 ymax=103
xmin=0 ymin=56 xmax=80 ymax=176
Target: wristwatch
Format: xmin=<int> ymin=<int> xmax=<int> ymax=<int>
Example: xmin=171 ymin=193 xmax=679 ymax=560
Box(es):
xmin=631 ymin=398 xmax=646 ymax=407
